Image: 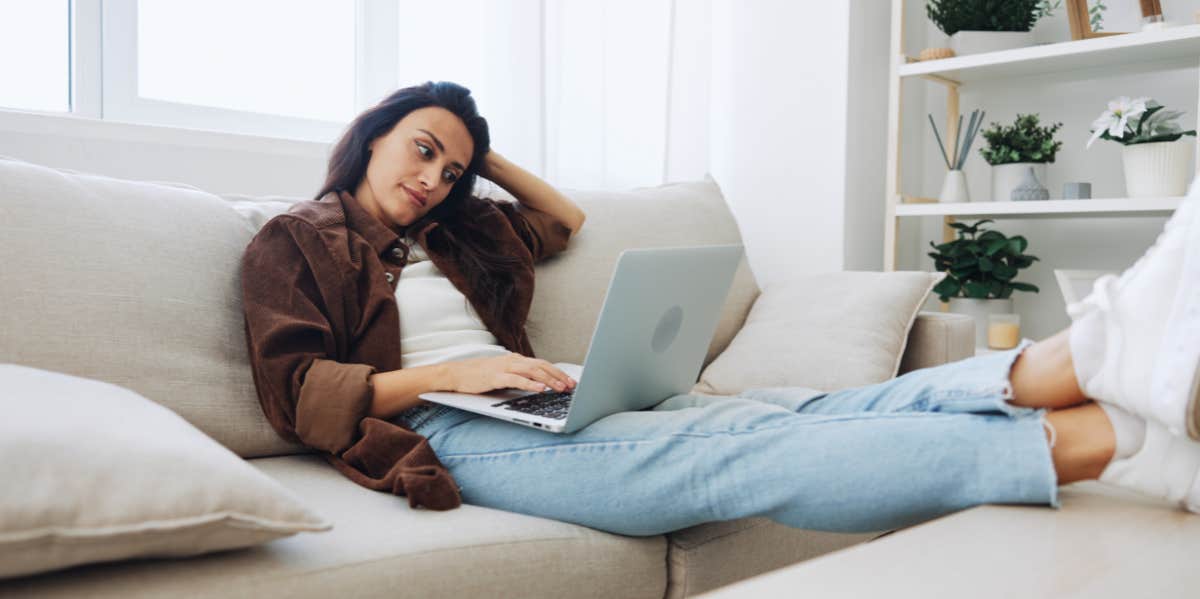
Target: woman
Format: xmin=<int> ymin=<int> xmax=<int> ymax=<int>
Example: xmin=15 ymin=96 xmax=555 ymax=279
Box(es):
xmin=241 ymin=81 xmax=1200 ymax=537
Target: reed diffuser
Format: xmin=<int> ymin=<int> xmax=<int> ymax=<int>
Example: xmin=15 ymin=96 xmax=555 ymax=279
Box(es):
xmin=929 ymin=109 xmax=985 ymax=203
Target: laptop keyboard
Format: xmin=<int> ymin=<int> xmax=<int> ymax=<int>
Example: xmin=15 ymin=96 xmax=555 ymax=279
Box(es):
xmin=492 ymin=390 xmax=574 ymax=420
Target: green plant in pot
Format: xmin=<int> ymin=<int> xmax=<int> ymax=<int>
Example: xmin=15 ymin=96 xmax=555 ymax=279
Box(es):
xmin=926 ymin=0 xmax=1052 ymax=56
xmin=928 ymin=219 xmax=1040 ymax=347
xmin=979 ymin=113 xmax=1062 ymax=202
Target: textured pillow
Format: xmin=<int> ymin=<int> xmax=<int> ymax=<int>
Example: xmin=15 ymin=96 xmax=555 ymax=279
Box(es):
xmin=0 ymin=364 xmax=331 ymax=580
xmin=0 ymin=155 xmax=305 ymax=459
xmin=692 ymin=271 xmax=944 ymax=395
xmin=488 ymin=177 xmax=759 ymax=371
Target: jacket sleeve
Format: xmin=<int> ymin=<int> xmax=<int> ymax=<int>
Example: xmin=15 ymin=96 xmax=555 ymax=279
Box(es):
xmin=240 ymin=216 xmax=378 ymax=455
xmin=488 ymin=198 xmax=575 ymax=263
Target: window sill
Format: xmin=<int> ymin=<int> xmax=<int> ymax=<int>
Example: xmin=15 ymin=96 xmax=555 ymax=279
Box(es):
xmin=0 ymin=108 xmax=333 ymax=158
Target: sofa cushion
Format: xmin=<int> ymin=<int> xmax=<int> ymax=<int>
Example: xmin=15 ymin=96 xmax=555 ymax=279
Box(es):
xmin=693 ymin=271 xmax=943 ymax=395
xmin=0 ymin=364 xmax=330 ymax=580
xmin=896 ymin=311 xmax=977 ymax=374
xmin=0 ymin=155 xmax=303 ymax=458
xmin=0 ymin=454 xmax=668 ymax=598
xmin=496 ymin=177 xmax=759 ymax=370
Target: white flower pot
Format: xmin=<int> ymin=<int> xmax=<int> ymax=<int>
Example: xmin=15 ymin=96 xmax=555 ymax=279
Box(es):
xmin=939 ymin=169 xmax=970 ymax=203
xmin=991 ymin=162 xmax=1047 ymax=202
xmin=949 ymin=31 xmax=1035 ymax=56
xmin=1121 ymin=139 xmax=1195 ymax=197
xmin=948 ymin=297 xmax=1014 ymax=350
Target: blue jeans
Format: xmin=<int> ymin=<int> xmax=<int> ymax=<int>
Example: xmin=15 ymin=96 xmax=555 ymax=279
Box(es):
xmin=395 ymin=338 xmax=1057 ymax=536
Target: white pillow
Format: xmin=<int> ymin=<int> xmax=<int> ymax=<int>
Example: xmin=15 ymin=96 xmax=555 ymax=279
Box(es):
xmin=692 ymin=271 xmax=944 ymax=395
xmin=0 ymin=364 xmax=331 ymax=580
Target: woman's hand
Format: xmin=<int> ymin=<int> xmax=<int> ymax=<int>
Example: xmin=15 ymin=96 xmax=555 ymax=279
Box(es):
xmin=472 ymin=149 xmax=587 ymax=233
xmin=477 ymin=149 xmax=504 ymax=182
xmin=443 ymin=352 xmax=577 ymax=395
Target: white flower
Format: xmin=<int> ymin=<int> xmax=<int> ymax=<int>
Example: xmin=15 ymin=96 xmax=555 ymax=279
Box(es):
xmin=1087 ymin=96 xmax=1150 ymax=148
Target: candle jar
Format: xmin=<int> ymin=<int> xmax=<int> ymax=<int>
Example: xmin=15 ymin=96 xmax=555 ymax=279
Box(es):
xmin=987 ymin=313 xmax=1021 ymax=350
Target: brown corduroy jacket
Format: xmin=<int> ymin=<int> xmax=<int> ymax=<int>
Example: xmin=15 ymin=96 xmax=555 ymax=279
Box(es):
xmin=240 ymin=190 xmax=573 ymax=510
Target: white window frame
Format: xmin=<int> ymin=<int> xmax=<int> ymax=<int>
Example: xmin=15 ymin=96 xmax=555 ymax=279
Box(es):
xmin=81 ymin=0 xmax=398 ymax=142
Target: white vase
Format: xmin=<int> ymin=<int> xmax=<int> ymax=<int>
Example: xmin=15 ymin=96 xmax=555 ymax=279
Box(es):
xmin=949 ymin=31 xmax=1035 ymax=56
xmin=939 ymin=170 xmax=970 ymax=203
xmin=948 ymin=297 xmax=1014 ymax=349
xmin=991 ymin=162 xmax=1047 ymax=202
xmin=1121 ymin=139 xmax=1195 ymax=197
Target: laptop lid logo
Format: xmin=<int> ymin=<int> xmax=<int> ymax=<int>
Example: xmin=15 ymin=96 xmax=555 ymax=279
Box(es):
xmin=651 ymin=305 xmax=684 ymax=353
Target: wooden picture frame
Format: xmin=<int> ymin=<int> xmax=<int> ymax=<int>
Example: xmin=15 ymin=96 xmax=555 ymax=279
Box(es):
xmin=1066 ymin=0 xmax=1131 ymax=40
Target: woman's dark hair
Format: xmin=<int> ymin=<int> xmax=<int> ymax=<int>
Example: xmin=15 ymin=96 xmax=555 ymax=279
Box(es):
xmin=316 ymin=81 xmax=526 ymax=345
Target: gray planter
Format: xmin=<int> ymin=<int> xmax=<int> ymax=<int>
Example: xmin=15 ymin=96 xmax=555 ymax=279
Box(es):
xmin=1011 ymin=166 xmax=1049 ymax=201
xmin=991 ymin=162 xmax=1046 ymax=202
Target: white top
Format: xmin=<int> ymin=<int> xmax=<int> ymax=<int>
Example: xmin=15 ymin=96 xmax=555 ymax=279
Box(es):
xmin=395 ymin=242 xmax=512 ymax=369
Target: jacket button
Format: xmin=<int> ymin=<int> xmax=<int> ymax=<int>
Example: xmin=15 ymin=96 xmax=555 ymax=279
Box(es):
xmin=385 ymin=272 xmax=395 ymax=283
xmin=392 ymin=247 xmax=405 ymax=258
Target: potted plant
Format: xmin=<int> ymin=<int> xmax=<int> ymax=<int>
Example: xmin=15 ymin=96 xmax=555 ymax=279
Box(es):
xmin=979 ymin=114 xmax=1063 ymax=202
xmin=926 ymin=0 xmax=1050 ymax=56
xmin=1088 ymin=96 xmax=1197 ymax=197
xmin=928 ymin=219 xmax=1040 ymax=348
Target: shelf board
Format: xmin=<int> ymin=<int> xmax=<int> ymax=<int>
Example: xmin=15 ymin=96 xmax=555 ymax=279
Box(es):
xmin=895 ymin=197 xmax=1182 ymax=218
xmin=900 ymin=25 xmax=1200 ymax=84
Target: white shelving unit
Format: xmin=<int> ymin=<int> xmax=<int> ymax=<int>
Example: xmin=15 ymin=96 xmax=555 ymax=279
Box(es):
xmin=883 ymin=2 xmax=1200 ymax=271
xmin=895 ymin=197 xmax=1183 ymax=218
xmin=898 ymin=24 xmax=1200 ymax=83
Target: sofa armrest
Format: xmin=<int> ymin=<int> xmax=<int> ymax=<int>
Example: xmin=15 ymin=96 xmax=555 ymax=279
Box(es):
xmin=897 ymin=311 xmax=974 ymax=375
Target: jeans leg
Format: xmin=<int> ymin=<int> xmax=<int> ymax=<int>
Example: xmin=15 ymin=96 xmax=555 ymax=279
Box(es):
xmin=407 ymin=391 xmax=1056 ymax=537
xmin=738 ymin=338 xmax=1038 ymax=417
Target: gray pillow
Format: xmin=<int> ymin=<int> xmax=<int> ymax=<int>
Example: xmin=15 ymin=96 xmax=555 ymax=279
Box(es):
xmin=693 ymin=271 xmax=944 ymax=395
xmin=0 ymin=155 xmax=307 ymax=458
xmin=0 ymin=364 xmax=331 ymax=580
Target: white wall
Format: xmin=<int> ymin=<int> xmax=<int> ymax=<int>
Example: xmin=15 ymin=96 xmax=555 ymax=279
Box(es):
xmin=709 ymin=0 xmax=847 ymax=287
xmin=709 ymin=0 xmax=890 ymax=287
xmin=844 ymin=1 xmax=892 ymax=271
xmin=899 ymin=1 xmax=1200 ymax=341
xmin=665 ymin=0 xmax=712 ymax=183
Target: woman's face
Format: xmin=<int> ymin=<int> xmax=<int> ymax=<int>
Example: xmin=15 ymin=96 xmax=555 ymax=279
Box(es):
xmin=356 ymin=106 xmax=474 ymax=231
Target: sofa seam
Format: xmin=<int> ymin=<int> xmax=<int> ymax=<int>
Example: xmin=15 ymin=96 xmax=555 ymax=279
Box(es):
xmin=242 ymin=534 xmax=668 ymax=589
xmin=667 ymin=519 xmax=766 ymax=552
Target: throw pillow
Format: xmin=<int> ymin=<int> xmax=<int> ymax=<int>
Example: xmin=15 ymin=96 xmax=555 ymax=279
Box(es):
xmin=0 ymin=364 xmax=331 ymax=580
xmin=692 ymin=271 xmax=944 ymax=395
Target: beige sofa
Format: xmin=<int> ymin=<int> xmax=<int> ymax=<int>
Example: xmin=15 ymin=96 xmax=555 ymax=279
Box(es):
xmin=0 ymin=155 xmax=973 ymax=598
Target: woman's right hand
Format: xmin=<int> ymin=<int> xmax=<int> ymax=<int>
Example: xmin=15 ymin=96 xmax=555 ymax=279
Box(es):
xmin=442 ymin=352 xmax=577 ymax=395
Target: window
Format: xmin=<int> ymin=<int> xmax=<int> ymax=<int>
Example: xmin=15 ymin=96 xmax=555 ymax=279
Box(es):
xmin=135 ymin=0 xmax=355 ymax=123
xmin=94 ymin=0 xmax=362 ymax=141
xmin=0 ymin=1 xmax=70 ymax=112
xmin=0 ymin=0 xmax=695 ymax=188
xmin=0 ymin=0 xmax=437 ymax=142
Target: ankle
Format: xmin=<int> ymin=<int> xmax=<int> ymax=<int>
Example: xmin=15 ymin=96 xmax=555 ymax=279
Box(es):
xmin=1009 ymin=330 xmax=1089 ymax=409
xmin=1047 ymin=403 xmax=1116 ymax=484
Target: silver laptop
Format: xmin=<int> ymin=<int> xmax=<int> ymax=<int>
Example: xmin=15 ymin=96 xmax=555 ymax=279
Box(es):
xmin=418 ymin=244 xmax=744 ymax=434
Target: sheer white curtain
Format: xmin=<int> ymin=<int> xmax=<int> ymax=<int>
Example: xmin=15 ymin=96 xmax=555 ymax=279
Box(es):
xmin=392 ymin=0 xmax=709 ymax=190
